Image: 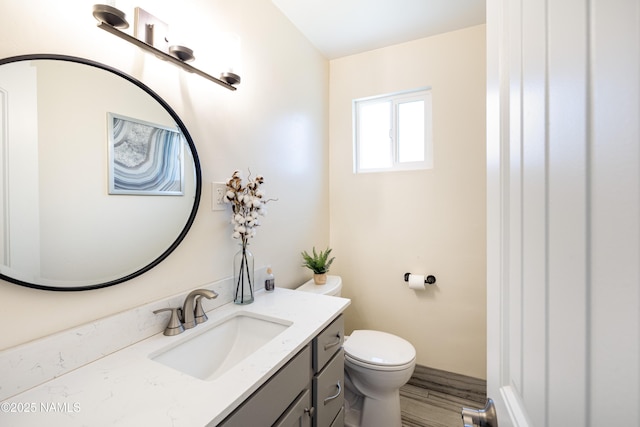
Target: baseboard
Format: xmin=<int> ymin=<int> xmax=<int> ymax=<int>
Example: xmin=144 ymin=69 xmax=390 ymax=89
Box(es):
xmin=408 ymin=364 xmax=487 ymax=404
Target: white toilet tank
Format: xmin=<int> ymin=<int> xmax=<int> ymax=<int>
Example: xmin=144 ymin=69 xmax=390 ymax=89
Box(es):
xmin=296 ymin=275 xmax=342 ymax=296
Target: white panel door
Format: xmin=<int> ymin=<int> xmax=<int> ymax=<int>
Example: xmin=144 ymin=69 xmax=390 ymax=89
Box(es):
xmin=0 ymin=61 xmax=40 ymax=275
xmin=485 ymin=0 xmax=639 ymax=426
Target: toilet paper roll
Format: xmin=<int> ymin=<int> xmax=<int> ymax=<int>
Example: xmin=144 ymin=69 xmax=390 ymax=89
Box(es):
xmin=407 ymin=274 xmax=426 ymax=290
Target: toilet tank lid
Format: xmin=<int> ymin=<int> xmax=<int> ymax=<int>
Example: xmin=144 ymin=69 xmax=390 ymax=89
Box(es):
xmin=296 ymin=275 xmax=342 ymax=296
xmin=344 ymin=330 xmax=416 ymax=366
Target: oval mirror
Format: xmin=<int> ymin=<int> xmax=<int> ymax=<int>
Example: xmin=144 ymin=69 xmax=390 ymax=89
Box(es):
xmin=0 ymin=54 xmax=201 ymax=291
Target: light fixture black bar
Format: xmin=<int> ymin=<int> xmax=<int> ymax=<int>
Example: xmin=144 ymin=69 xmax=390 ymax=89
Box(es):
xmin=97 ymin=22 xmax=237 ymax=91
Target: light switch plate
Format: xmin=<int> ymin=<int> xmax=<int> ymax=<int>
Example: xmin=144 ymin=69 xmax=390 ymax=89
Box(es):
xmin=212 ymin=182 xmax=227 ymax=211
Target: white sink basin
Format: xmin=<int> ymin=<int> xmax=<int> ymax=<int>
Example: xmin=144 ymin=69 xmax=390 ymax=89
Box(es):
xmin=150 ymin=311 xmax=292 ymax=381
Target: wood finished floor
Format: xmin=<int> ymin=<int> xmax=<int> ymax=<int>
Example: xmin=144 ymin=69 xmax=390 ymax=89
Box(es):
xmin=400 ymin=366 xmax=486 ymax=427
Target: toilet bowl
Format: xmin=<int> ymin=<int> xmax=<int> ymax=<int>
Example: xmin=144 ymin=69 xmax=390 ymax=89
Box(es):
xmin=296 ymin=276 xmax=416 ymax=427
xmin=342 ymin=330 xmax=416 ymax=427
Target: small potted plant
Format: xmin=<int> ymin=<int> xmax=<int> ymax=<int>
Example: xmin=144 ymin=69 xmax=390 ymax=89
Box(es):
xmin=301 ymin=247 xmax=335 ymax=285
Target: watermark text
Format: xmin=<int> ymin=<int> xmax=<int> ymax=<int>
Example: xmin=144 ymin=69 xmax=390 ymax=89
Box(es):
xmin=1 ymin=401 xmax=81 ymax=413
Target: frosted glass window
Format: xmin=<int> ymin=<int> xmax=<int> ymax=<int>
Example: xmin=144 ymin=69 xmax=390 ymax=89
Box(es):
xmin=353 ymin=88 xmax=432 ymax=173
xmin=398 ymin=100 xmax=425 ymax=163
xmin=358 ymin=102 xmax=392 ymax=169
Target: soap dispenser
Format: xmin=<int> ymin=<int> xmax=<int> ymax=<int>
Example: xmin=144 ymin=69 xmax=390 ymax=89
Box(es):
xmin=265 ymin=267 xmax=275 ymax=292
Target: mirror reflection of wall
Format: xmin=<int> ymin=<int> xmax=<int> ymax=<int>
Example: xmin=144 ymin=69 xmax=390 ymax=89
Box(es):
xmin=0 ymin=56 xmax=200 ymax=290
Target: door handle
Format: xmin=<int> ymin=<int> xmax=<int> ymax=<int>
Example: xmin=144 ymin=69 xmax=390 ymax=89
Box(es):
xmin=461 ymin=398 xmax=498 ymax=427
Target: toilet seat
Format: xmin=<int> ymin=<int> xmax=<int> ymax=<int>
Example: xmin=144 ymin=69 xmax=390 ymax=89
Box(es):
xmin=344 ymin=330 xmax=416 ymax=371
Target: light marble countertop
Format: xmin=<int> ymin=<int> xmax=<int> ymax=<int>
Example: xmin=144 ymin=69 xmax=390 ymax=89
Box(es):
xmin=0 ymin=288 xmax=350 ymax=426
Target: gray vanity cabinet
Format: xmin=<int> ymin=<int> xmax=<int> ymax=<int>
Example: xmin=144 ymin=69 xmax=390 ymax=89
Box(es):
xmin=218 ymin=315 xmax=345 ymax=427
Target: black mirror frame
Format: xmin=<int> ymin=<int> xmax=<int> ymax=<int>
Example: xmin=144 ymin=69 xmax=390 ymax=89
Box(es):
xmin=0 ymin=54 xmax=202 ymax=291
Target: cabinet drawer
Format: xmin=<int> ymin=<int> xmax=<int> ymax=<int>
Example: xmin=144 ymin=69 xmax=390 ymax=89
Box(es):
xmin=273 ymin=389 xmax=313 ymax=427
xmin=329 ymin=407 xmax=344 ymax=427
xmin=218 ymin=345 xmax=312 ymax=427
xmin=313 ymin=349 xmax=344 ymax=427
xmin=313 ymin=315 xmax=344 ymax=372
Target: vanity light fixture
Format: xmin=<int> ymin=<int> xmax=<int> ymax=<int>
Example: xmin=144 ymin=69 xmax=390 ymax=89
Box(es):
xmin=220 ymin=71 xmax=241 ymax=86
xmin=218 ymin=32 xmax=242 ymax=85
xmin=168 ymin=45 xmax=195 ymax=63
xmin=92 ymin=4 xmax=239 ymax=91
xmin=92 ymin=4 xmax=129 ymax=29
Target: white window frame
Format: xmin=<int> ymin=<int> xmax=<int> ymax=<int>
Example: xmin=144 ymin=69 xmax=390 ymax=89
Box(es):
xmin=353 ymin=87 xmax=433 ymax=173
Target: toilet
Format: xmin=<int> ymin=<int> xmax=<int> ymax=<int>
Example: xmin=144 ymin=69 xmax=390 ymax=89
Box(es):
xmin=296 ymin=276 xmax=416 ymax=427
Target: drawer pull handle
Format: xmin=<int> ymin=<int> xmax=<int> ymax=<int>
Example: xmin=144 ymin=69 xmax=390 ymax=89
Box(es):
xmin=323 ymin=333 xmax=342 ymax=351
xmin=323 ymin=381 xmax=342 ymax=405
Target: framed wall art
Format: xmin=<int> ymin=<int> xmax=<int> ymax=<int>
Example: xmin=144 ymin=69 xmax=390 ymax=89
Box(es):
xmin=108 ymin=113 xmax=184 ymax=196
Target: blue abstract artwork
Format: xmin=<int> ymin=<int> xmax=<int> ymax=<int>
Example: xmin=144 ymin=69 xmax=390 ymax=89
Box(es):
xmin=108 ymin=113 xmax=184 ymax=195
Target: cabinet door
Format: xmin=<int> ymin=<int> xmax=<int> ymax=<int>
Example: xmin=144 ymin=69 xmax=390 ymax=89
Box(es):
xmin=313 ymin=349 xmax=344 ymax=427
xmin=218 ymin=346 xmax=312 ymax=427
xmin=273 ymin=389 xmax=313 ymax=427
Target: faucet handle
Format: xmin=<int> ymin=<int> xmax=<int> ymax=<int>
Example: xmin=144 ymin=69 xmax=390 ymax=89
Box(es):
xmin=194 ymin=296 xmax=208 ymax=325
xmin=153 ymin=308 xmax=185 ymax=336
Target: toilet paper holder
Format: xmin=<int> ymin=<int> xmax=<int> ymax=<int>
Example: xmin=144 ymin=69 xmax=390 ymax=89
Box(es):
xmin=404 ymin=272 xmax=437 ymax=285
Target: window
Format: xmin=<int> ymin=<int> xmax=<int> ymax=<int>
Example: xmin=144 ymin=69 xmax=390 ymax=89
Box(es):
xmin=353 ymin=88 xmax=433 ymax=173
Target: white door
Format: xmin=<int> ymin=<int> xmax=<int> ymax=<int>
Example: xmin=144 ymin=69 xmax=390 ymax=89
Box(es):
xmin=485 ymin=0 xmax=639 ymax=426
xmin=0 ymin=60 xmax=41 ymax=275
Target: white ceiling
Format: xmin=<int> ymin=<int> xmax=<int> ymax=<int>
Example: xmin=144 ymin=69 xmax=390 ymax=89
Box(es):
xmin=272 ymin=0 xmax=486 ymax=59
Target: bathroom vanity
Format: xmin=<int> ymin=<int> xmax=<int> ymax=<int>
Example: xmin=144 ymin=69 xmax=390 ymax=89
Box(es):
xmin=220 ymin=315 xmax=344 ymax=427
xmin=0 ymin=287 xmax=349 ymax=426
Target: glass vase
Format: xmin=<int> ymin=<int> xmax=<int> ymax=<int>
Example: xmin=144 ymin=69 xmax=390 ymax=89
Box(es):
xmin=233 ymin=243 xmax=254 ymax=304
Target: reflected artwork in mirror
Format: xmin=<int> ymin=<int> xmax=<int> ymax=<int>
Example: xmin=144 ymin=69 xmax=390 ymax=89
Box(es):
xmin=0 ymin=54 xmax=202 ymax=291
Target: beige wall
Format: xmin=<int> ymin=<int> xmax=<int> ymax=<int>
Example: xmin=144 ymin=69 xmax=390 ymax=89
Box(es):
xmin=0 ymin=0 xmax=329 ymax=350
xmin=329 ymin=25 xmax=487 ymax=379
